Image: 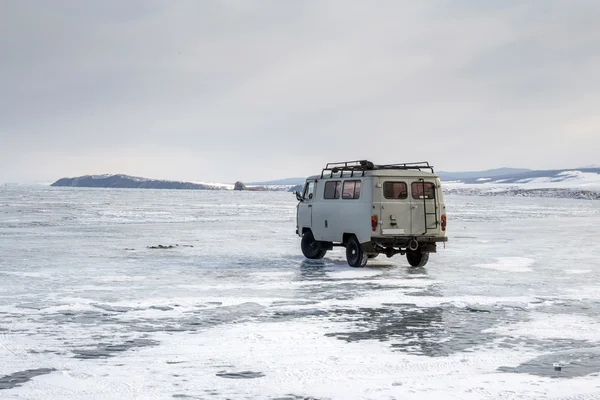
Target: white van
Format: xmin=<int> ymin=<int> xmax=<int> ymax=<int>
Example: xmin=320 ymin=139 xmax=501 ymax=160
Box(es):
xmin=295 ymin=160 xmax=447 ymax=268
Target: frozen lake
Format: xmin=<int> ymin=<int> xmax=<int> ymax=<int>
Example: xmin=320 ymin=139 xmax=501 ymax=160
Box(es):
xmin=1 ymin=187 xmax=600 ymax=399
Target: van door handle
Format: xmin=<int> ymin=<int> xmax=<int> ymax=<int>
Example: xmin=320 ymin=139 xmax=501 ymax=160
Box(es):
xmin=308 ymin=205 xmax=312 ymax=208
xmin=411 ymin=205 xmax=417 ymax=209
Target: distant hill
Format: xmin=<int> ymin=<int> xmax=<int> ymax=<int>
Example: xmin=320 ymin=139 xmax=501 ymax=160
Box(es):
xmin=441 ymin=168 xmax=600 ymax=186
xmin=51 ymin=174 xmax=231 ymax=190
xmin=442 ymin=168 xmax=600 ymax=200
xmin=437 ymin=168 xmax=532 ymax=181
xmin=50 ymin=174 xmax=295 ymax=191
xmin=439 ymin=168 xmax=600 ymax=201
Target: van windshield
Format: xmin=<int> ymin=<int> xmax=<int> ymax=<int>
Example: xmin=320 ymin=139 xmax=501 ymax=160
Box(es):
xmin=303 ymin=181 xmax=315 ymax=200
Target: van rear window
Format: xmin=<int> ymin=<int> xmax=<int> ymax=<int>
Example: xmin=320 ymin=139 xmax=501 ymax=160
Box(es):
xmin=324 ymin=181 xmax=341 ymax=199
xmin=411 ymin=182 xmax=435 ymax=199
xmin=383 ymin=182 xmax=407 ymax=199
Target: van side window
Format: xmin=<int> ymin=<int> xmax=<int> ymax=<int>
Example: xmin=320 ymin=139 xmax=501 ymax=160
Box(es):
xmin=303 ymin=181 xmax=315 ymax=200
xmin=383 ymin=182 xmax=407 ymax=199
xmin=411 ymin=182 xmax=435 ymax=199
xmin=324 ymin=181 xmax=341 ymax=199
xmin=342 ymin=180 xmax=361 ymax=199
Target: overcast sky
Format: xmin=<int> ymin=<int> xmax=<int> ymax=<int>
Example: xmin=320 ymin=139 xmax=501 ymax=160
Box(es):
xmin=1 ymin=1 xmax=599 ymax=183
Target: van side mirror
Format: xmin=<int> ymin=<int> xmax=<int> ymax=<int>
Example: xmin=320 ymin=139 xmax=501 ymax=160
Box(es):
xmin=295 ymin=191 xmax=303 ymax=202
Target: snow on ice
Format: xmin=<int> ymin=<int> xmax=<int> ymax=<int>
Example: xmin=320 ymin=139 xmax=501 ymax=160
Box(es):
xmin=0 ymin=187 xmax=600 ymax=399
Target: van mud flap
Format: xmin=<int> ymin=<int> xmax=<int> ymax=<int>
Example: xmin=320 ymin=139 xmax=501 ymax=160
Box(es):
xmin=420 ymin=243 xmax=437 ymax=253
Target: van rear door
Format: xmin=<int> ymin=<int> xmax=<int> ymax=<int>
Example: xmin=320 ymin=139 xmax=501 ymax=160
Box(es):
xmin=377 ymin=178 xmax=412 ymax=236
xmin=409 ymin=179 xmax=438 ymax=235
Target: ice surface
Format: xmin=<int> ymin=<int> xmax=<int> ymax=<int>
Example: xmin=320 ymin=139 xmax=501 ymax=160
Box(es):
xmin=473 ymin=257 xmax=535 ymax=272
xmin=485 ymin=313 xmax=600 ymax=342
xmin=564 ymin=269 xmax=593 ymax=275
xmin=1 ymin=187 xmax=600 ymax=399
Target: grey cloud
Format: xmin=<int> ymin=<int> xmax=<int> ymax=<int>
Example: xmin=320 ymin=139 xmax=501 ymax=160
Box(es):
xmin=1 ymin=1 xmax=599 ymax=183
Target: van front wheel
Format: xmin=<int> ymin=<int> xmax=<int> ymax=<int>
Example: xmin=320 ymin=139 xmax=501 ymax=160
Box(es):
xmin=301 ymin=231 xmax=327 ymax=259
xmin=406 ymin=250 xmax=429 ymax=268
xmin=346 ymin=236 xmax=368 ymax=268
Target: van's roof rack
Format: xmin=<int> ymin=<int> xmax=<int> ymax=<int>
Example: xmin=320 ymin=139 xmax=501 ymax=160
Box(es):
xmin=320 ymin=160 xmax=434 ymax=178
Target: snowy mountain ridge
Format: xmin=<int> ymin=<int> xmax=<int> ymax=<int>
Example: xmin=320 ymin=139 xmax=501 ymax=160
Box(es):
xmin=442 ymin=168 xmax=600 ymax=189
xmin=442 ymin=168 xmax=600 ymax=200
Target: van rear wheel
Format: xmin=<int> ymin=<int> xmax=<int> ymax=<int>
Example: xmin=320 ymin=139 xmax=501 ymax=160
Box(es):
xmin=346 ymin=236 xmax=368 ymax=268
xmin=301 ymin=231 xmax=327 ymax=259
xmin=406 ymin=250 xmax=429 ymax=268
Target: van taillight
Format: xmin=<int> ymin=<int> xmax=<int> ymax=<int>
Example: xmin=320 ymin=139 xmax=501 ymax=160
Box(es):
xmin=441 ymin=215 xmax=447 ymax=231
xmin=371 ymin=215 xmax=378 ymax=232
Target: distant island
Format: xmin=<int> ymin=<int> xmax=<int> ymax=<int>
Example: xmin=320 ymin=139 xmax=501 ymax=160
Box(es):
xmin=50 ymin=174 xmax=295 ymax=192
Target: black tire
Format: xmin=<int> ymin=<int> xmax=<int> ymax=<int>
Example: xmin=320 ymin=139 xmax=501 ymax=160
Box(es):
xmin=301 ymin=231 xmax=327 ymax=259
xmin=406 ymin=250 xmax=429 ymax=268
xmin=346 ymin=235 xmax=368 ymax=267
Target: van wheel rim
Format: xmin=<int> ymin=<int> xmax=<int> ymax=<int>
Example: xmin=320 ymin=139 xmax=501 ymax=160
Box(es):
xmin=348 ymin=243 xmax=358 ymax=263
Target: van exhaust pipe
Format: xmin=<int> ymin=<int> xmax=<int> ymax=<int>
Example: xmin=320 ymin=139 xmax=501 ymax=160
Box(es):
xmin=408 ymin=238 xmax=419 ymax=251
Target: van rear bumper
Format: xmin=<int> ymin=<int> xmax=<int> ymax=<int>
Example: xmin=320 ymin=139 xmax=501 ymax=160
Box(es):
xmin=372 ymin=235 xmax=447 ymax=242
xmin=370 ymin=236 xmax=447 ymax=250
xmin=369 ymin=235 xmax=447 ymax=253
